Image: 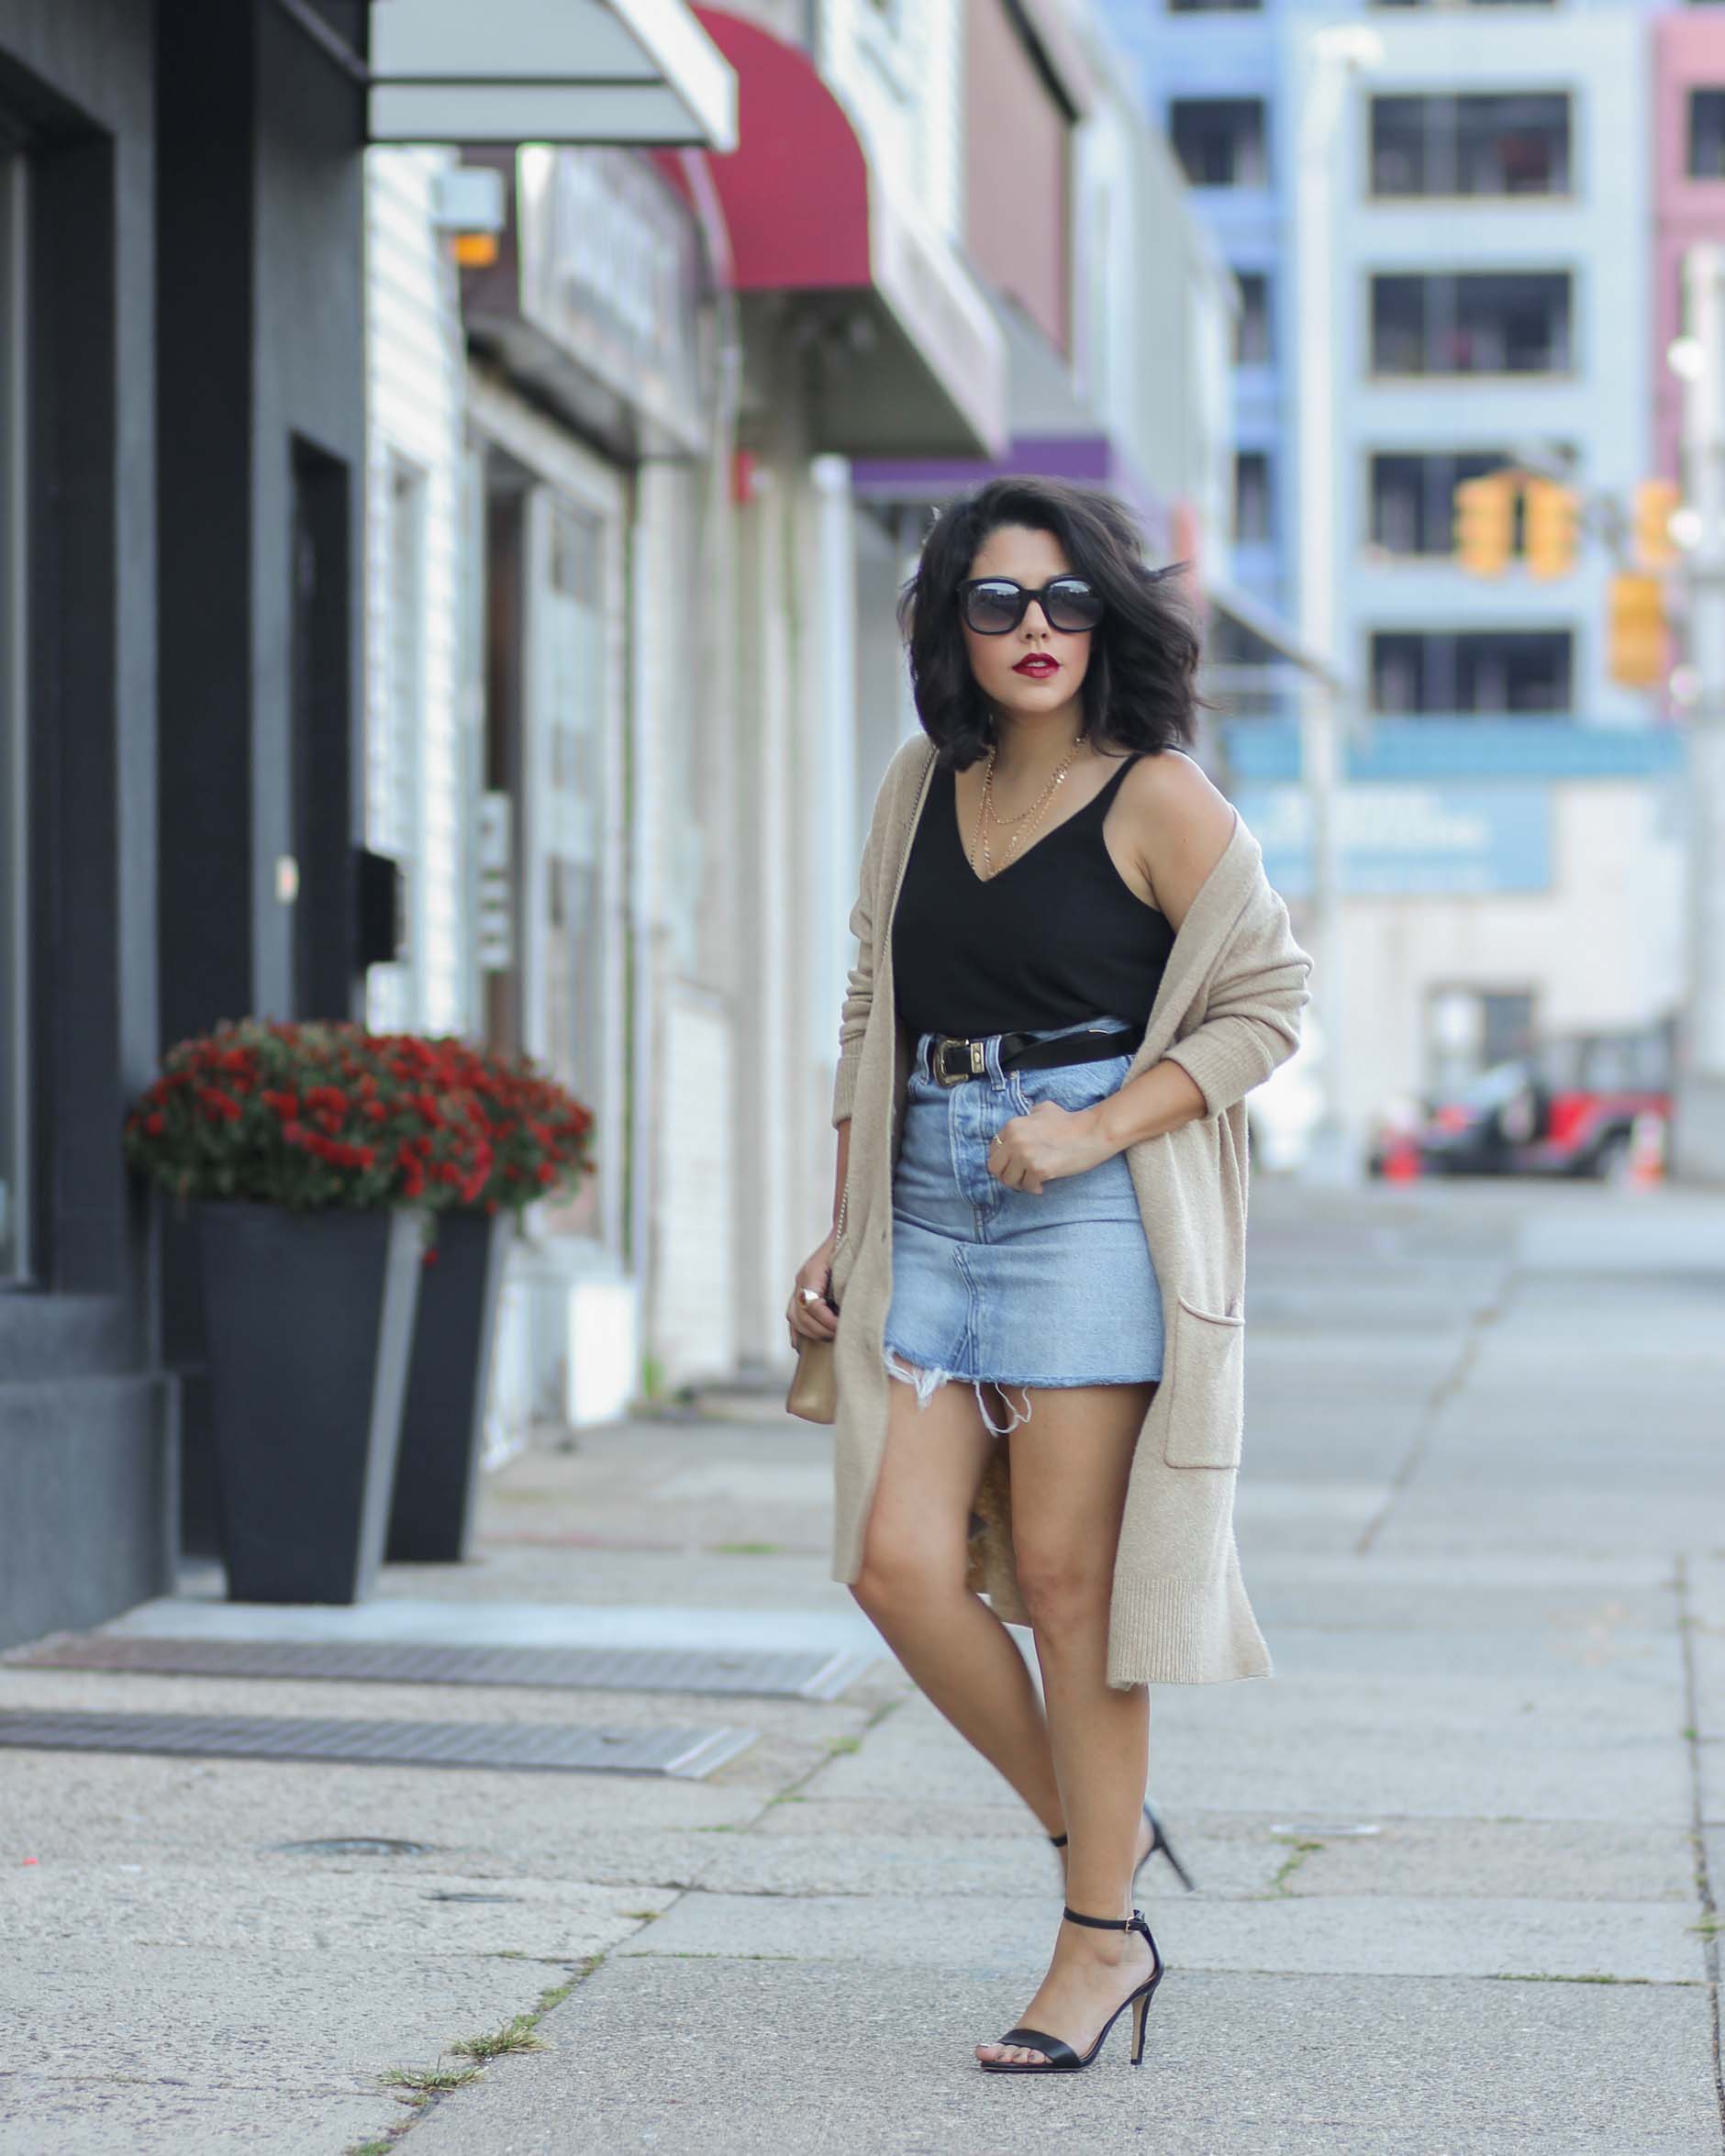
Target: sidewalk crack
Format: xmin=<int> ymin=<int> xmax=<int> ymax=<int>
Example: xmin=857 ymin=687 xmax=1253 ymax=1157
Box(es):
xmin=1675 ymin=1552 xmax=1725 ymax=2152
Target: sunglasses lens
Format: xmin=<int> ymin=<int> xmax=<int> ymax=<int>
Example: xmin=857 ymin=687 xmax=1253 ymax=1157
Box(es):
xmin=963 ymin=582 xmax=1023 ymax=634
xmin=1045 ymin=579 xmax=1103 ymax=632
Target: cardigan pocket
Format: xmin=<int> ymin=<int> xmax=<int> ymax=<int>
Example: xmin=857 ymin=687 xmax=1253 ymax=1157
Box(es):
xmin=1162 ymin=1295 xmax=1245 ymax=1469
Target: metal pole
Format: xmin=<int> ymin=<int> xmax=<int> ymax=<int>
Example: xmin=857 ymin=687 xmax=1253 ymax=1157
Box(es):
xmin=1294 ymin=28 xmax=1377 ymax=1183
xmin=1673 ymin=245 xmax=1725 ymax=1181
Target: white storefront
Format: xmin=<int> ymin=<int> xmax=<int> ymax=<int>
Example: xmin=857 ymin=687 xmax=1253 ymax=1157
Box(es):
xmin=362 ymin=0 xmax=740 ymax=1437
xmin=1225 ymin=727 xmax=1686 ymax=1137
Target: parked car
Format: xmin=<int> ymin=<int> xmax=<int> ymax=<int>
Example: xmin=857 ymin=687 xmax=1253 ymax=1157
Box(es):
xmin=1369 ymin=1026 xmax=1673 ymax=1183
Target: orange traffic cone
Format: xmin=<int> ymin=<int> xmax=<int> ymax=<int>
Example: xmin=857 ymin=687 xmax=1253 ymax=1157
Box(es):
xmin=1383 ymin=1134 xmax=1420 ymax=1183
xmin=1627 ymin=1112 xmax=1664 ymax=1188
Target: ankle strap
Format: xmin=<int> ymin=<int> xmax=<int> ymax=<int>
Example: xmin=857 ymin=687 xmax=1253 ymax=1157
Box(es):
xmin=1062 ymin=1905 xmax=1139 ymax=1930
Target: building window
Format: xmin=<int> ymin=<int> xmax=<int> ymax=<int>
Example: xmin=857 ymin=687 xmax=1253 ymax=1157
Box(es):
xmin=1371 ymin=629 xmax=1573 ymax=715
xmin=1169 ymin=100 xmax=1267 ymax=188
xmin=1369 ymin=450 xmax=1524 ymax=558
xmin=0 ymin=154 xmax=25 ymax=1282
xmin=1233 ymin=450 xmax=1273 ymax=545
xmin=1689 ymin=90 xmax=1725 ymax=178
xmin=1371 ymin=272 xmax=1571 ymax=376
xmin=1371 ymin=94 xmax=1570 ymax=197
xmin=1234 ymin=271 xmax=1271 ymax=364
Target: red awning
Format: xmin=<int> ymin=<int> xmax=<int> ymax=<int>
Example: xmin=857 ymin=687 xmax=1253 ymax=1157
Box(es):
xmin=692 ymin=9 xmax=870 ymax=290
xmin=689 ymin=7 xmax=1007 ymax=457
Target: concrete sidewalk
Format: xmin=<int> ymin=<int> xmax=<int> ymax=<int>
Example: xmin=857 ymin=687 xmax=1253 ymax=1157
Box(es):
xmin=3 ymin=1179 xmax=1723 ymax=2154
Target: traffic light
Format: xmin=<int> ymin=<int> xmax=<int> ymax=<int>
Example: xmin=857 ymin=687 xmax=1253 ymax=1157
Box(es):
xmin=1608 ymin=572 xmax=1667 ymax=689
xmin=1522 ymin=478 xmax=1580 ymax=580
xmin=1452 ymin=472 xmax=1516 ymax=576
xmin=1632 ymin=479 xmax=1682 ymax=571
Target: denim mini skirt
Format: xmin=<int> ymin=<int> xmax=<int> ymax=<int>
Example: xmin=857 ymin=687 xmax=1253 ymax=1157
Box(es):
xmin=881 ymin=1015 xmax=1164 ymax=1437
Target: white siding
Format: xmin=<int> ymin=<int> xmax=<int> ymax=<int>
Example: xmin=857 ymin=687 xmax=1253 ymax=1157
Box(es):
xmin=818 ymin=0 xmax=963 ymax=241
xmin=363 ymin=147 xmax=470 ymax=1034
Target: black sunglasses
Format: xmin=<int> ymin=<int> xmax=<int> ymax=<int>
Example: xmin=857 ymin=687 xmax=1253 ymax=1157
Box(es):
xmin=958 ymin=575 xmax=1105 ymax=637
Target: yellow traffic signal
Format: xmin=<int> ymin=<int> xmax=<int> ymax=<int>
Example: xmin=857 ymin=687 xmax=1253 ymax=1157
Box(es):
xmin=1632 ymin=479 xmax=1682 ymax=571
xmin=1452 ymin=472 xmax=1516 ymax=576
xmin=1523 ymin=478 xmax=1580 ymax=580
xmin=1608 ymin=572 xmax=1666 ymax=689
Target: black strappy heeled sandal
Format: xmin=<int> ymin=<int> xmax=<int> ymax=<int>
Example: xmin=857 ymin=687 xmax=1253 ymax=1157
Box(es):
xmin=1050 ymin=1800 xmax=1196 ymax=1894
xmin=977 ymin=1906 xmax=1165 ymax=2074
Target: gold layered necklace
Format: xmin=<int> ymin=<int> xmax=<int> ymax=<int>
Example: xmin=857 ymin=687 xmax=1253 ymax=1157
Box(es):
xmin=970 ymin=728 xmax=1089 ymax=881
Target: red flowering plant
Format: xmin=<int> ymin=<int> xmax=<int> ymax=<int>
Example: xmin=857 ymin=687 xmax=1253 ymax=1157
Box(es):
xmin=368 ymin=1034 xmax=597 ymax=1217
xmin=123 ymin=1020 xmax=595 ymax=1217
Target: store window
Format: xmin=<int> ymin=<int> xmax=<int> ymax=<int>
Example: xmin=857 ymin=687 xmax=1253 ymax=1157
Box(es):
xmin=365 ymin=454 xmax=426 ymax=1029
xmin=0 ymin=153 xmax=26 ymax=1281
xmin=1426 ymin=987 xmax=1536 ymax=1099
xmin=531 ymin=495 xmax=607 ymax=1243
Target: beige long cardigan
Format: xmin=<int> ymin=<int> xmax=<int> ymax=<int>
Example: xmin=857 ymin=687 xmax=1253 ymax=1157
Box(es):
xmin=828 ymin=734 xmax=1314 ymax=1687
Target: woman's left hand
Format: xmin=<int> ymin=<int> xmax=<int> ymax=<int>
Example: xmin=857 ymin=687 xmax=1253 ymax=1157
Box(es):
xmin=985 ymin=1103 xmax=1115 ymax=1195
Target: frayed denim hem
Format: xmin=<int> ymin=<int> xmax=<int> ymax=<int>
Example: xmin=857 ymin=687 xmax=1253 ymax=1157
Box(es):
xmin=881 ymin=1337 xmax=1163 ymax=1437
xmin=882 ymin=1341 xmax=1035 ymax=1436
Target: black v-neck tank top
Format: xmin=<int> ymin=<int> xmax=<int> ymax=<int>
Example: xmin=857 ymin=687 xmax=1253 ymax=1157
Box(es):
xmin=889 ymin=750 xmax=1176 ymax=1039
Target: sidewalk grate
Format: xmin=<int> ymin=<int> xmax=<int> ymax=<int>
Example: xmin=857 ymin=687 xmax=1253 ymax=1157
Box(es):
xmin=5 ymin=1635 xmax=872 ymax=1701
xmin=0 ymin=1708 xmax=755 ymax=1779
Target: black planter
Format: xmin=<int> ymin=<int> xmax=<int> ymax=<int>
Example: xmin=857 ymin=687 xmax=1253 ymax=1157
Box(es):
xmin=387 ymin=1210 xmax=513 ymax=1563
xmin=197 ymin=1204 xmax=423 ymax=1604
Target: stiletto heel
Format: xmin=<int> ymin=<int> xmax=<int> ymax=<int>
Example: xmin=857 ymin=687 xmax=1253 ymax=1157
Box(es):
xmin=1130 ymin=1984 xmax=1152 ymax=2066
xmin=978 ymin=1906 xmax=1165 ymax=2074
xmin=1049 ymin=1800 xmax=1198 ymax=1894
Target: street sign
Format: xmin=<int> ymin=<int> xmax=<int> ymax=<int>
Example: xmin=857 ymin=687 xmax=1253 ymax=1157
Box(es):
xmin=1233 ymin=781 xmax=1552 ymax=896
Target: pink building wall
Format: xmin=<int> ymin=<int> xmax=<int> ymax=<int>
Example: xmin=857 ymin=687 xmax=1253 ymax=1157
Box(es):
xmin=1653 ymin=16 xmax=1725 ymax=480
xmin=965 ymin=0 xmax=1072 ymax=357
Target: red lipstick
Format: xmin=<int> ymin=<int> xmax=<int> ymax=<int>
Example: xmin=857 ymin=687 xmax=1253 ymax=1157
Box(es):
xmin=1012 ymin=655 xmax=1060 ymax=678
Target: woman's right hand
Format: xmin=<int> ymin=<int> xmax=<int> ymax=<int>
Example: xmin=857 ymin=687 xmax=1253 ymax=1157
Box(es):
xmin=785 ymin=1231 xmax=840 ymax=1348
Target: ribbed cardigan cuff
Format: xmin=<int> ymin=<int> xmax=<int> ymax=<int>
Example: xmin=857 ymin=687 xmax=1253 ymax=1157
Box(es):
xmin=831 ymin=1050 xmax=862 ymax=1128
xmin=1107 ymin=1571 xmax=1274 ymax=1687
xmin=1160 ymin=1028 xmax=1264 ymax=1122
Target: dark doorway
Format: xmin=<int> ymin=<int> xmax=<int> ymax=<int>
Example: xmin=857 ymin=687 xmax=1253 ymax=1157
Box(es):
xmin=289 ymin=437 xmax=354 ymax=1019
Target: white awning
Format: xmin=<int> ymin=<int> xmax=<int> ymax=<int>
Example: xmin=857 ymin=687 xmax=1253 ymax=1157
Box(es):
xmin=369 ymin=0 xmax=737 ymax=151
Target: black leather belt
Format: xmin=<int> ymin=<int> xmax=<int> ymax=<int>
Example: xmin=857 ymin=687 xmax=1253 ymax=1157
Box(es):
xmin=926 ymin=1028 xmax=1141 ymax=1087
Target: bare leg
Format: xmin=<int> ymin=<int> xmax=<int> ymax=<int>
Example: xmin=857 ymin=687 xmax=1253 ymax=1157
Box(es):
xmin=975 ymin=1378 xmax=1159 ymax=2069
xmin=851 ymin=1361 xmax=1063 ymax=1836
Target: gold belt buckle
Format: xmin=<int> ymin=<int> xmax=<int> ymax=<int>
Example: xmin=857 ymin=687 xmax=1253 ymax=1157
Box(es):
xmin=934 ymin=1036 xmax=985 ymax=1086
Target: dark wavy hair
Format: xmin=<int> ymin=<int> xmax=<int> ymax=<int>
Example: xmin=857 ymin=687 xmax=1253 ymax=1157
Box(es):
xmin=897 ymin=475 xmax=1207 ymax=769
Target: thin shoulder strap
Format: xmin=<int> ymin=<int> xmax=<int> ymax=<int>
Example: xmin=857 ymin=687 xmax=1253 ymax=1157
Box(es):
xmin=1090 ymin=751 xmax=1144 ymax=807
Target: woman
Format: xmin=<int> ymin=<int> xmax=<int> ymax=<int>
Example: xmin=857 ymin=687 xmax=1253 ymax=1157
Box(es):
xmin=785 ymin=476 xmax=1312 ymax=2075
